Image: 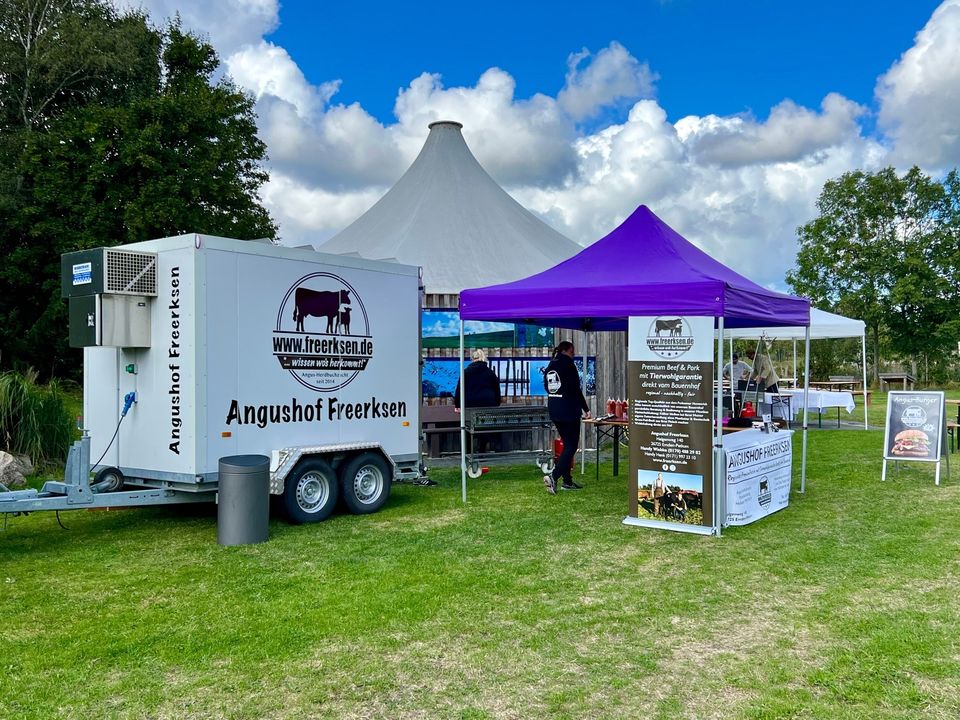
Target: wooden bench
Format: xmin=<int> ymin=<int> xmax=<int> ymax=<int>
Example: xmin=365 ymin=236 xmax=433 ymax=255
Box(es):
xmin=949 ymin=421 xmax=959 ymax=454
xmin=421 ymin=404 xmax=461 ymax=458
xmin=879 ymin=372 xmax=915 ymax=391
xmin=851 ymin=389 xmax=873 ymax=407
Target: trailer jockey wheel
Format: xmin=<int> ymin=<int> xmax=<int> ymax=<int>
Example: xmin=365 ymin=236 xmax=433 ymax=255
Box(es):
xmin=283 ymin=458 xmax=339 ymax=523
xmin=467 ymin=462 xmax=483 ymax=479
xmin=339 ymin=452 xmax=391 ymax=515
xmin=539 ymin=460 xmax=555 ymax=475
xmin=93 ymin=466 xmax=124 ymax=492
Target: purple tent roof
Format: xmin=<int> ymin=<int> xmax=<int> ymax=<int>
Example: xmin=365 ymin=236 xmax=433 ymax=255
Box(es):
xmin=459 ymin=205 xmax=809 ymax=330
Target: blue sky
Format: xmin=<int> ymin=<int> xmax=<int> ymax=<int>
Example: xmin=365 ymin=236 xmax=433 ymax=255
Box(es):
xmin=129 ymin=0 xmax=960 ymax=291
xmin=267 ymin=1 xmax=940 ymax=127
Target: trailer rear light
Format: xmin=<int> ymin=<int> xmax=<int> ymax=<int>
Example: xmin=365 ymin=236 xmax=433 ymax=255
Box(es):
xmin=221 ymin=431 xmax=232 ymax=437
xmin=402 ymin=421 xmax=410 ymax=427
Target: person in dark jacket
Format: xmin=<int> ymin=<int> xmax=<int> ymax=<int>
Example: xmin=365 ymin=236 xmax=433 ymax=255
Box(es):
xmin=543 ymin=340 xmax=591 ymax=494
xmin=453 ymin=349 xmax=501 ymax=408
xmin=454 ymin=349 xmax=502 ymax=453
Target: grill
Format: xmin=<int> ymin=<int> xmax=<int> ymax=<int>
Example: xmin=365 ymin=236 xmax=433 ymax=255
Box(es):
xmin=105 ymin=249 xmax=158 ymax=296
xmin=464 ymin=406 xmax=551 ymax=432
xmin=461 ymin=406 xmax=554 ymax=478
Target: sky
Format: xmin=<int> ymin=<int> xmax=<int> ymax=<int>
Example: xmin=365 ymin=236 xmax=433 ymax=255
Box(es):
xmin=117 ymin=0 xmax=959 ymax=292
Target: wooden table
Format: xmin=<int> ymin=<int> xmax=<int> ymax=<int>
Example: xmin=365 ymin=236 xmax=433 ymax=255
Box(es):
xmin=879 ymin=372 xmax=915 ymax=391
xmin=946 ymin=399 xmax=960 ymax=453
xmin=810 ymin=379 xmax=862 ymax=392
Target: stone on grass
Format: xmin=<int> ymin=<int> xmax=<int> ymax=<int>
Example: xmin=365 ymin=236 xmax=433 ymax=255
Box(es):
xmin=0 ymin=451 xmax=32 ymax=489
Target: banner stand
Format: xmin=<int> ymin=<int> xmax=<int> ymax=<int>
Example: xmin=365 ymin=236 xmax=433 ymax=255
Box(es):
xmin=880 ymin=390 xmax=948 ymax=486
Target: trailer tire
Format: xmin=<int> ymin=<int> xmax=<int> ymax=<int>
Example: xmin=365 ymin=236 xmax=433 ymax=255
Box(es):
xmin=92 ymin=466 xmax=124 ymax=493
xmin=467 ymin=462 xmax=483 ymax=479
xmin=283 ymin=458 xmax=339 ymax=524
xmin=339 ymin=452 xmax=391 ymax=515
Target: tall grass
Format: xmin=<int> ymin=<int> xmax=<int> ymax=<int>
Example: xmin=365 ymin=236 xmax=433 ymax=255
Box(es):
xmin=0 ymin=369 xmax=75 ymax=466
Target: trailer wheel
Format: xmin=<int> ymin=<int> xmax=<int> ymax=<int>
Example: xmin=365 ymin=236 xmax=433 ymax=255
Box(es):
xmin=539 ymin=460 xmax=555 ymax=475
xmin=339 ymin=452 xmax=391 ymax=515
xmin=283 ymin=458 xmax=339 ymax=524
xmin=467 ymin=462 xmax=483 ymax=479
xmin=92 ymin=466 xmax=124 ymax=492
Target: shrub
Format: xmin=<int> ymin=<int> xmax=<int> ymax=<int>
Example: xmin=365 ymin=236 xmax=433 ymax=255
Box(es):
xmin=0 ymin=369 xmax=75 ymax=467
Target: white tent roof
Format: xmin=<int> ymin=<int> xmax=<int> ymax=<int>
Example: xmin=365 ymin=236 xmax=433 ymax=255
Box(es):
xmin=732 ymin=308 xmax=865 ymax=340
xmin=318 ymin=121 xmax=581 ymax=294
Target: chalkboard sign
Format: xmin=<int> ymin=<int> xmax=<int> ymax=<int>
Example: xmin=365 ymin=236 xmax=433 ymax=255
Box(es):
xmin=882 ymin=391 xmax=944 ymax=463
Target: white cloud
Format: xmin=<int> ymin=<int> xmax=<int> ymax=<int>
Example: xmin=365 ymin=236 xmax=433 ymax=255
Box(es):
xmin=558 ymin=41 xmax=658 ymax=120
xmin=113 ymin=0 xmax=278 ymax=55
xmin=876 ymin=0 xmax=960 ymax=169
xmin=112 ymin=3 xmax=958 ymax=291
xmin=678 ymin=94 xmax=867 ymax=168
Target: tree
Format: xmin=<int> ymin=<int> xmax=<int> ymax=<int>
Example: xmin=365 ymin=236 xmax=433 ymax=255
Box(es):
xmin=787 ymin=167 xmax=960 ymax=382
xmin=0 ymin=5 xmax=276 ymax=378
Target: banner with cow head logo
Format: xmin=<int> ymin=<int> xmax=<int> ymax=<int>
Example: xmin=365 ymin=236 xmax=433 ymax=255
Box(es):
xmin=627 ymin=316 xmax=714 ymax=529
xmin=272 ymin=272 xmax=374 ymax=391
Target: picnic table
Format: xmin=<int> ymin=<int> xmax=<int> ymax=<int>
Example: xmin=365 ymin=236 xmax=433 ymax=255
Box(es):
xmin=879 ymin=372 xmax=916 ymax=391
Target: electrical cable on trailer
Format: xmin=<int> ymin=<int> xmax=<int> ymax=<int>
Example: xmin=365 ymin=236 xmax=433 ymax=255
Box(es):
xmin=90 ymin=392 xmax=137 ymax=470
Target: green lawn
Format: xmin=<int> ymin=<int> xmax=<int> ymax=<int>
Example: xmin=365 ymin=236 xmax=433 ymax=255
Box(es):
xmin=2 ymin=410 xmax=959 ymax=718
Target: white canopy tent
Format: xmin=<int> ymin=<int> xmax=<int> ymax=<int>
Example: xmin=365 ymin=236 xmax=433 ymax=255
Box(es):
xmin=729 ymin=308 xmax=868 ymax=429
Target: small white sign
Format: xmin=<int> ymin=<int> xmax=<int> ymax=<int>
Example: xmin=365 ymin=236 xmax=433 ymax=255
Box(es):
xmin=72 ymin=262 xmax=93 ymax=286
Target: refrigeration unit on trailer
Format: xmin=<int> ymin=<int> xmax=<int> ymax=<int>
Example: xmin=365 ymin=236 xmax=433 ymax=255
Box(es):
xmin=1 ymin=234 xmax=423 ymax=524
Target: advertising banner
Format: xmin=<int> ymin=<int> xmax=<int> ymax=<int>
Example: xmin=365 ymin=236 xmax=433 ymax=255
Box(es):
xmin=723 ymin=430 xmax=792 ymax=526
xmin=882 ymin=391 xmax=944 ymax=462
xmin=627 ymin=316 xmax=714 ymax=528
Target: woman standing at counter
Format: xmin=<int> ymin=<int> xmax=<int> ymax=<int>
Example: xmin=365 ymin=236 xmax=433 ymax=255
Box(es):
xmin=543 ymin=341 xmax=591 ymax=494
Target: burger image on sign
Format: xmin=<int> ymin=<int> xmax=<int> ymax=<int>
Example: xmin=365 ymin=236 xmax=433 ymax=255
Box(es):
xmin=891 ymin=429 xmax=931 ymax=457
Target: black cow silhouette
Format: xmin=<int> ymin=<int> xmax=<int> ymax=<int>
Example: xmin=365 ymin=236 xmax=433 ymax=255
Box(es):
xmin=336 ymin=306 xmax=352 ymax=335
xmin=293 ymin=288 xmax=350 ymax=332
xmin=759 ymin=479 xmax=769 ymax=494
xmin=655 ymin=318 xmax=682 ymax=337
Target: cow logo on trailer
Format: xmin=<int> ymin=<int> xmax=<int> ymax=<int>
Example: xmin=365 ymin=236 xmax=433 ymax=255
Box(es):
xmin=645 ymin=317 xmax=695 ymax=358
xmin=272 ymin=273 xmax=374 ymax=391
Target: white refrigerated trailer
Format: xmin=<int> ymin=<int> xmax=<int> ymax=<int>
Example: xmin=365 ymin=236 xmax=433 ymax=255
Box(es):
xmin=1 ymin=234 xmax=423 ymax=523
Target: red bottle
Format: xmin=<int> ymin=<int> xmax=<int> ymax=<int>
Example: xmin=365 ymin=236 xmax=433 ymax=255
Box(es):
xmin=615 ymin=398 xmax=624 ymax=420
xmin=606 ymin=397 xmax=615 ymax=416
xmin=741 ymin=401 xmax=756 ymax=418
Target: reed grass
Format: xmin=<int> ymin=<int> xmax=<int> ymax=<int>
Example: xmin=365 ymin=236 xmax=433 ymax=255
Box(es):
xmin=0 ymin=369 xmax=75 ymax=466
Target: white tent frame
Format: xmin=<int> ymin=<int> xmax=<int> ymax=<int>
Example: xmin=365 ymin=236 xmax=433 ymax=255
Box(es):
xmin=731 ymin=308 xmax=868 ymax=430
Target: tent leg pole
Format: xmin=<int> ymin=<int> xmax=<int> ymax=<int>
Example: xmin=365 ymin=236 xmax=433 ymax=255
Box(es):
xmin=459 ymin=319 xmax=467 ymax=503
xmin=793 ymin=339 xmax=797 ymax=389
xmin=715 ymin=318 xmax=725 ymax=536
xmin=862 ymin=333 xmax=869 ymax=430
xmin=801 ymin=327 xmax=811 ymax=493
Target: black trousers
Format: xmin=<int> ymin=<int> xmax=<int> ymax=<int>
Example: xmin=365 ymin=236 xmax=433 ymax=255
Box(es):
xmin=551 ymin=419 xmax=581 ymax=483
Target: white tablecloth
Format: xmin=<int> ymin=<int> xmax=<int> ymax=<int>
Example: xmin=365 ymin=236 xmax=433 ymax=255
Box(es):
xmin=780 ymin=389 xmax=856 ymax=415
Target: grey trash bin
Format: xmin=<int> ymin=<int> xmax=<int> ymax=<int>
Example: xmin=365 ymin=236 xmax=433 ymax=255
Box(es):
xmin=217 ymin=455 xmax=270 ymax=546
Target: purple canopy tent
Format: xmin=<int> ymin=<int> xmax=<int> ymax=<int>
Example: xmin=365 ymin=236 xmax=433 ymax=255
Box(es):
xmin=458 ymin=205 xmax=812 ymax=535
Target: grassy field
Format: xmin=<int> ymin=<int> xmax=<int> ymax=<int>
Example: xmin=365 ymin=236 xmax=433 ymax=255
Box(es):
xmin=2 ymin=397 xmax=959 ymax=719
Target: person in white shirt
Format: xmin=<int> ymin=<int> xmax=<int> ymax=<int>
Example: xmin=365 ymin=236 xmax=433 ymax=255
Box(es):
xmin=722 ymin=354 xmax=752 ymax=381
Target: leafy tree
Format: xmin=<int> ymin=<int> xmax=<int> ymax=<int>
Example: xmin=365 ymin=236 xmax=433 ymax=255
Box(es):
xmin=787 ymin=167 xmax=960 ymax=382
xmin=0 ymin=4 xmax=276 ymax=378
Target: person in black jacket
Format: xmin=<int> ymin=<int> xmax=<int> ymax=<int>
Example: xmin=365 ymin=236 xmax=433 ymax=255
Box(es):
xmin=543 ymin=341 xmax=591 ymax=494
xmin=454 ymin=349 xmax=502 ymax=453
xmin=453 ymin=349 xmax=502 ymax=409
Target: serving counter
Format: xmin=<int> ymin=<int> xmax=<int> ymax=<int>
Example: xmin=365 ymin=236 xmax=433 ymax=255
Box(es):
xmin=722 ymin=428 xmax=793 ymax=527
